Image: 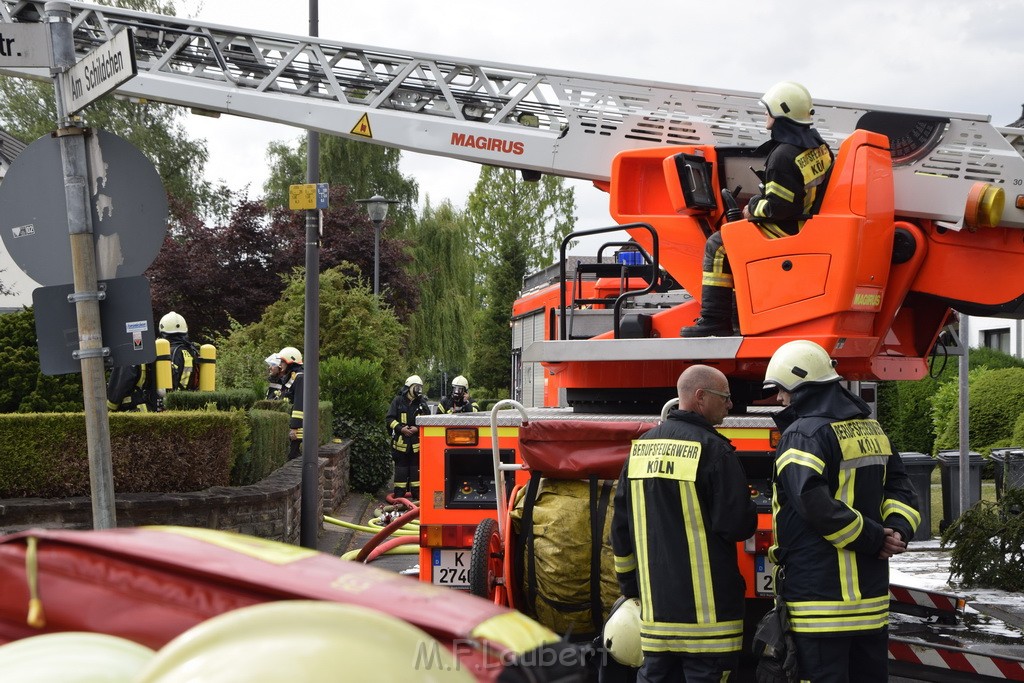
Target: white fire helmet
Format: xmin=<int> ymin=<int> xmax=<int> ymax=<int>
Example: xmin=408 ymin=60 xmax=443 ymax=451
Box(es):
xmin=760 ymin=81 xmax=815 ymax=125
xmin=159 ymin=311 xmax=188 ymax=334
xmin=764 ymin=340 xmax=841 ymax=392
xmin=603 ymin=596 xmax=643 ymax=668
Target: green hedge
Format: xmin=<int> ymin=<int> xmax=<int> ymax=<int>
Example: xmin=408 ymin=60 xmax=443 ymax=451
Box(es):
xmin=932 ymin=367 xmax=1024 ymax=454
xmin=0 ymin=401 xmax=339 ymax=496
xmin=231 ymin=409 xmax=289 ymax=486
xmin=0 ymin=411 xmax=250 ymax=498
xmin=165 ymin=389 xmax=260 ymax=411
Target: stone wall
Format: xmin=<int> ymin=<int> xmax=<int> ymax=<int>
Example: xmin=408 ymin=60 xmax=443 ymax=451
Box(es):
xmin=0 ymin=440 xmax=351 ymax=545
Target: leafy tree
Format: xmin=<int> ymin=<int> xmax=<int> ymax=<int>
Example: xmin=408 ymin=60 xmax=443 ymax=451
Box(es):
xmin=213 ymin=266 xmax=406 ymax=393
xmin=266 ymin=185 xmax=420 ymax=323
xmin=263 ymin=135 xmax=418 ymax=230
xmin=0 ymin=309 xmax=84 ymax=413
xmin=147 ymin=197 xmax=287 ymax=340
xmin=405 ymin=200 xmax=476 ymax=384
xmin=0 ymin=1 xmax=224 ymax=214
xmin=465 ymin=168 xmax=575 ymax=392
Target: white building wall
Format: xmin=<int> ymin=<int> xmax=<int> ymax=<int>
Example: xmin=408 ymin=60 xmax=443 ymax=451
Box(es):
xmin=968 ymin=315 xmax=1024 ymax=359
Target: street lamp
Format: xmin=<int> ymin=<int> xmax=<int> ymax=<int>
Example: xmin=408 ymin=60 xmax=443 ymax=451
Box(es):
xmin=357 ymin=195 xmax=397 ymax=295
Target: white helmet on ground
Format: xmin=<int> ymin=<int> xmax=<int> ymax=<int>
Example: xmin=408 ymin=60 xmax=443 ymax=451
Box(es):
xmin=760 ymin=81 xmax=815 ymax=125
xmin=764 ymin=340 xmax=840 ymax=392
xmin=159 ymin=311 xmax=188 ymax=334
xmin=451 ymin=375 xmax=469 ymax=390
xmin=603 ymin=596 xmax=643 ymax=668
xmin=278 ymin=346 xmax=302 ymax=365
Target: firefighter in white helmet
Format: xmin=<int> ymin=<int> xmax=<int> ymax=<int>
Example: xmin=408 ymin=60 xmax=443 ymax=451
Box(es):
xmin=385 ymin=374 xmax=430 ymax=499
xmin=682 ymin=81 xmax=834 ymax=338
xmin=764 ymin=340 xmax=919 ymax=681
xmin=278 ymin=346 xmax=304 ymax=461
xmin=438 ymin=375 xmax=479 ymax=414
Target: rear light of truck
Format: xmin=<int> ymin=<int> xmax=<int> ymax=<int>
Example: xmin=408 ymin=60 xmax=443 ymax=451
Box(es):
xmin=744 ymin=529 xmax=773 ymax=555
xmin=420 ymin=524 xmax=479 ymax=548
xmin=445 ymin=428 xmax=478 ymax=446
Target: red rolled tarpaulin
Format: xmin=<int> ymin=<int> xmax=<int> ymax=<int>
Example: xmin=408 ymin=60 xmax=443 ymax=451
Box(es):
xmin=0 ymin=526 xmax=556 ymax=680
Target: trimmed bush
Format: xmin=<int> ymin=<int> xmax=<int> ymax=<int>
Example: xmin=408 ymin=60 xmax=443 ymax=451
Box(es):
xmin=0 ymin=411 xmax=249 ymax=498
xmin=165 ymin=389 xmax=259 ymax=411
xmin=232 ymin=409 xmax=290 ymax=485
xmin=932 ymin=367 xmax=1024 ymax=454
xmin=320 ymin=356 xmax=391 ymax=494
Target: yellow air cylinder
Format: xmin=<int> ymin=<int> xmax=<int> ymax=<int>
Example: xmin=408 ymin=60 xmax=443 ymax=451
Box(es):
xmin=199 ymin=344 xmax=217 ymax=391
xmin=155 ymin=338 xmax=172 ymax=390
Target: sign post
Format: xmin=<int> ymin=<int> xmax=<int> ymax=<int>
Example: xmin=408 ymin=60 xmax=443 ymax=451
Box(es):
xmin=289 ymin=182 xmax=328 ymax=549
xmin=43 ymin=4 xmax=137 ymax=530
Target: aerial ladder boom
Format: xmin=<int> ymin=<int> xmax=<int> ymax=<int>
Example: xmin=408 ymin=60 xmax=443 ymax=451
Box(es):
xmin=1 ymin=0 xmax=1023 ymax=231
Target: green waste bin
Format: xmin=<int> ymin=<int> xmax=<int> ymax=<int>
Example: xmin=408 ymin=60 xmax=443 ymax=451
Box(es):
xmin=936 ymin=450 xmax=983 ymax=532
xmin=990 ymin=447 xmax=1024 ymax=501
xmin=898 ymin=452 xmax=936 ymax=541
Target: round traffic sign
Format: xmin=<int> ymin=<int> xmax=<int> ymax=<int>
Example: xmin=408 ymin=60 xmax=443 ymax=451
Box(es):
xmin=0 ymin=129 xmax=168 ymax=286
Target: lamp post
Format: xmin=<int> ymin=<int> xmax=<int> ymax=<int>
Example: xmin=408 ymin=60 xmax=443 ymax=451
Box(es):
xmin=357 ymin=195 xmax=397 ymax=295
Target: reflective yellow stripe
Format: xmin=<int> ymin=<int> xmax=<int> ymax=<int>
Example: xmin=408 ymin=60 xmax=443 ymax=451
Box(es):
xmin=614 ymin=552 xmax=637 ymax=574
xmin=644 ymin=619 xmax=743 ymax=637
xmin=776 ymin=448 xmax=825 ymax=475
xmin=834 ymin=468 xmax=861 ymax=600
xmin=752 ymin=198 xmax=769 ymax=218
xmin=631 ymin=480 xmax=653 ymax=623
xmin=641 ymin=631 xmax=743 ymax=654
xmin=757 ymin=223 xmax=789 ymax=238
xmin=788 ymin=612 xmax=888 ymax=633
xmin=680 ymin=481 xmax=716 ymax=623
xmin=882 ymin=498 xmax=922 ymax=530
xmin=765 ymin=181 xmax=795 ymax=202
xmin=702 ymin=272 xmax=734 ymax=288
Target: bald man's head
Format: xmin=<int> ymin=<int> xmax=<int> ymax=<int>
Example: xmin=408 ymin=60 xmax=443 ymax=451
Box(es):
xmin=677 ymin=365 xmax=732 ymax=425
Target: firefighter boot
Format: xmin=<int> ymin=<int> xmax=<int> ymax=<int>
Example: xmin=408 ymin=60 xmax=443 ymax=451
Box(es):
xmin=681 ymin=284 xmax=735 ymax=337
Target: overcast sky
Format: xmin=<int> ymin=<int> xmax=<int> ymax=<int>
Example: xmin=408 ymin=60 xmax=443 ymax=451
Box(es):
xmin=4 ymin=0 xmax=1024 ymax=305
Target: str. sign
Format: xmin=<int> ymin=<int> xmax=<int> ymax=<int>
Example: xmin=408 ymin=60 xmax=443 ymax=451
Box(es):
xmin=0 ymin=23 xmax=50 ymax=67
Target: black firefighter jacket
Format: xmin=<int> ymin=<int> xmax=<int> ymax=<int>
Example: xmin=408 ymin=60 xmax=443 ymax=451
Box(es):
xmin=769 ymin=383 xmax=920 ymax=636
xmin=611 ymin=409 xmax=757 ymax=656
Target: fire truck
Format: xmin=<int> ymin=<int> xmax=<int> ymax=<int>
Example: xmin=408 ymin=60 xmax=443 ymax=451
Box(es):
xmin=3 ymin=2 xmax=1024 ymax=678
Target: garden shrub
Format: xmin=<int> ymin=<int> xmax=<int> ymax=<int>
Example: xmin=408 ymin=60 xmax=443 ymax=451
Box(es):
xmin=932 ymin=367 xmax=1024 ymax=454
xmin=942 ymin=487 xmax=1024 ymax=592
xmin=320 ymin=356 xmax=391 ymax=494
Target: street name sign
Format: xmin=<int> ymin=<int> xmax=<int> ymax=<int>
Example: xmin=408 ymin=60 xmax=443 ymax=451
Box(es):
xmin=0 ymin=23 xmax=50 ymax=68
xmin=60 ymin=28 xmax=137 ymax=114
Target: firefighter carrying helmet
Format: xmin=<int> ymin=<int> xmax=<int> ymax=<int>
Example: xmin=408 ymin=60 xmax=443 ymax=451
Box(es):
xmin=603 ymin=596 xmax=643 ymax=668
xmin=405 ymin=375 xmax=423 ymax=387
xmin=451 ymin=375 xmax=469 ymax=390
xmin=764 ymin=340 xmax=840 ymax=392
xmin=278 ymin=347 xmax=302 ymax=365
xmin=760 ymin=81 xmax=815 ymax=125
xmin=159 ymin=311 xmax=188 ymax=334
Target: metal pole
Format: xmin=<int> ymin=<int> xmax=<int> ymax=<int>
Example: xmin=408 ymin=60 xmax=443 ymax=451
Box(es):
xmin=958 ymin=314 xmax=970 ymax=518
xmin=46 ymin=1 xmax=116 ymax=529
xmin=373 ymin=220 xmax=381 ymax=295
xmin=299 ymin=0 xmax=320 ymax=549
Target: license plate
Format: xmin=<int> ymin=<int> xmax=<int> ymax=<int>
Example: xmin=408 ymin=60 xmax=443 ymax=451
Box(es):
xmin=755 ymin=556 xmax=776 ymax=596
xmin=432 ymin=549 xmax=470 ymax=588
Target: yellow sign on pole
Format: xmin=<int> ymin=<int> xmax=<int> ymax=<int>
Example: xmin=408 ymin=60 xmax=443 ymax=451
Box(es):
xmin=289 ymin=183 xmax=330 ymax=210
xmin=289 ymin=183 xmax=316 ymax=210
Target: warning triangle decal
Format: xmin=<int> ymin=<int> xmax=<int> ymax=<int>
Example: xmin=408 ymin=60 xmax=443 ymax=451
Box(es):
xmin=351 ymin=114 xmax=373 ymax=138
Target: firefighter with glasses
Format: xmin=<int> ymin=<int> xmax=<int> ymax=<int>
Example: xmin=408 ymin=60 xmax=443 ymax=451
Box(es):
xmin=611 ymin=365 xmax=756 ymax=682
